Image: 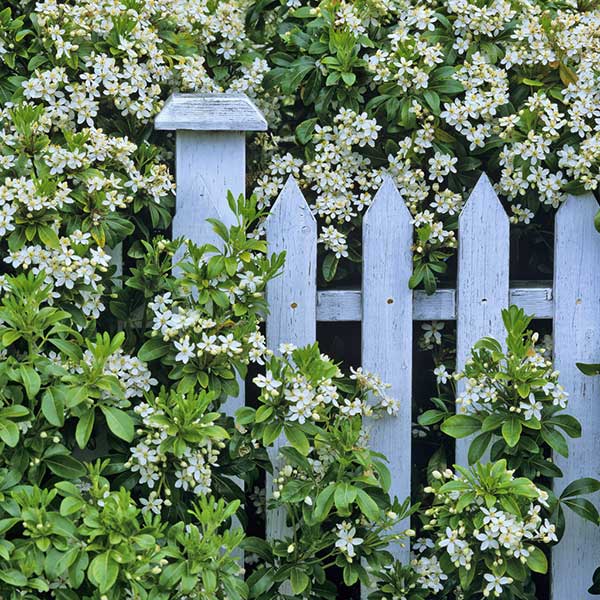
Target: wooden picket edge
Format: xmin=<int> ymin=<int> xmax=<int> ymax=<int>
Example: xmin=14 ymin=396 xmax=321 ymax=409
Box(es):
xmin=265 ymin=177 xmax=317 ymax=544
xmin=362 ymin=175 xmax=413 ymax=570
xmin=551 ymin=193 xmax=600 ymax=600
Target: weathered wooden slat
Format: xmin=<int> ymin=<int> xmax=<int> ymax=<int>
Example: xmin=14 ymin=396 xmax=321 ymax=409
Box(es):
xmin=157 ymin=100 xmax=265 ymax=562
xmin=362 ymin=176 xmax=413 ymax=570
xmin=316 ymin=285 xmax=552 ymax=322
xmin=552 ymin=193 xmax=600 ymax=600
xmin=155 ymin=93 xmax=267 ymax=131
xmin=456 ymin=174 xmax=510 ymax=465
xmin=109 ymin=243 xmax=123 ymax=284
xmin=173 ymin=129 xmax=247 ymax=419
xmin=265 ymin=177 xmax=317 ymax=542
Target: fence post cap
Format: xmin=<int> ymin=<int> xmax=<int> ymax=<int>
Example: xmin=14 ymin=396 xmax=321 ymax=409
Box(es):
xmin=155 ymin=93 xmax=268 ymax=132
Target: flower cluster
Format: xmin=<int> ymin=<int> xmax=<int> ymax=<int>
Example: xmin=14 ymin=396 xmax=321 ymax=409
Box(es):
xmin=417 ymin=460 xmax=555 ymax=598
xmin=434 ymin=307 xmax=578 ymax=476
xmin=138 ymin=193 xmax=284 ymax=398
xmin=127 ymin=388 xmax=229 ymax=503
xmin=252 ymin=0 xmax=600 ymax=286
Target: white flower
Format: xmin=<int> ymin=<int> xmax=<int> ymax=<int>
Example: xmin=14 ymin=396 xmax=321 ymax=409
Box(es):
xmin=174 ymin=336 xmax=195 ymax=364
xmin=483 ymin=573 xmax=513 ymax=597
xmin=335 ymin=522 xmax=363 ymax=560
xmin=434 ymin=364 xmax=449 ymax=384
xmin=253 ymin=371 xmax=282 ymax=395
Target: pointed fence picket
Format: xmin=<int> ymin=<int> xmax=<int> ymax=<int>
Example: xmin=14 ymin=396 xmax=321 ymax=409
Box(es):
xmin=265 ymin=177 xmax=317 ymax=542
xmin=155 ymin=93 xmax=600 ymax=599
xmin=362 ymin=176 xmax=413 ymax=563
xmin=552 ymin=193 xmax=600 ymax=600
xmin=456 ymin=173 xmax=510 ymax=465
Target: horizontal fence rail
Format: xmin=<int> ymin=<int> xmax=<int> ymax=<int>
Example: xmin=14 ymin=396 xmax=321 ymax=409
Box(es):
xmin=316 ymin=284 xmax=554 ymax=322
xmin=154 ymin=93 xmax=600 ymax=600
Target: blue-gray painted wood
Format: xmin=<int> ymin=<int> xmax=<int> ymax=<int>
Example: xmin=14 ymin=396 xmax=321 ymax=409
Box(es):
xmin=173 ymin=130 xmax=247 ymax=419
xmin=109 ymin=243 xmax=122 ymax=284
xmin=155 ymin=93 xmax=267 ymax=131
xmin=316 ymin=285 xmax=552 ymax=322
xmin=362 ymin=176 xmax=413 ymax=568
xmin=265 ymin=177 xmax=317 ymax=542
xmin=552 ymin=193 xmax=600 ymax=600
xmin=456 ymin=173 xmax=509 ymax=465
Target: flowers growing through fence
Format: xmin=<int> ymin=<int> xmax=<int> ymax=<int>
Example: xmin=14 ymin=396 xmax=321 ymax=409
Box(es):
xmin=417 ymin=460 xmax=554 ymax=598
xmin=238 ymin=343 xmax=415 ymax=596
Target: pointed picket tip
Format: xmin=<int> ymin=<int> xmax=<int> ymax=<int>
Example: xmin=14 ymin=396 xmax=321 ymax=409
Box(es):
xmin=556 ymin=192 xmax=600 ymax=223
xmin=364 ymin=175 xmax=412 ymax=225
xmin=460 ymin=172 xmax=508 ymax=224
xmin=265 ymin=176 xmax=316 ymax=232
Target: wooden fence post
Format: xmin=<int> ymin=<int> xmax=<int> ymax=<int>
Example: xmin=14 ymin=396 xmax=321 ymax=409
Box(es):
xmin=456 ymin=173 xmax=509 ymax=465
xmin=362 ymin=176 xmax=413 ymax=563
xmin=552 ymin=193 xmax=600 ymax=599
xmin=155 ymin=92 xmax=267 ymax=419
xmin=265 ymin=177 xmax=317 ymax=542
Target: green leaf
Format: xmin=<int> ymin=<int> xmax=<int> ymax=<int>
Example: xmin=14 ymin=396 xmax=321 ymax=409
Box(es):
xmin=284 ymin=424 xmax=310 ymax=456
xmin=0 ymin=421 xmax=19 ymax=447
xmin=20 ymin=364 xmax=41 ymax=400
xmin=561 ymin=477 xmax=600 ymax=499
xmin=255 ymin=405 xmax=273 ymax=424
xmin=440 ymin=415 xmax=480 ymax=439
xmin=502 ymin=417 xmax=522 ymax=448
xmin=423 ymin=90 xmax=440 ymax=114
xmin=418 ymin=409 xmax=446 ymax=426
xmin=41 ymin=389 xmax=64 ymax=427
xmin=549 ymin=415 xmax=581 ymax=438
xmin=88 ymin=551 xmax=119 ymax=593
xmin=262 ymin=422 xmax=282 ymax=446
xmin=138 ymin=337 xmax=170 ymax=362
xmin=526 ymin=547 xmax=548 ymax=574
xmin=334 ymin=482 xmax=358 ymax=511
xmin=468 ymin=431 xmax=491 ymax=464
xmin=45 ymin=454 xmax=86 ymax=479
xmin=76 ymin=411 xmax=95 ymax=449
xmin=322 ymin=253 xmax=339 ymax=282
xmin=563 ymin=498 xmax=600 ymax=524
xmin=355 ymin=489 xmax=380 ymax=521
xmin=0 ymin=569 xmax=27 ymax=586
xmin=290 ymin=568 xmax=310 ymax=595
xmin=341 ymin=72 xmax=356 ymax=86
xmin=481 ymin=414 xmax=505 ymax=433
xmin=100 ymin=406 xmax=134 ymax=442
xmin=577 ymin=362 xmax=600 ymax=376
xmin=541 ymin=426 xmax=569 ymax=458
xmin=313 ymin=485 xmax=336 ymax=522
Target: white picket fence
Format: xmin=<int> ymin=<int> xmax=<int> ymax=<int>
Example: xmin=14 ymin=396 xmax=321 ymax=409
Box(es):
xmin=153 ymin=93 xmax=600 ymax=599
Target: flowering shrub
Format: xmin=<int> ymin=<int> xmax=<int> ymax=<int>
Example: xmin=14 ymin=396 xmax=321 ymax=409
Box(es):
xmin=417 ymin=460 xmax=554 ymax=598
xmin=249 ymin=0 xmax=600 ymax=285
xmin=239 ymin=344 xmax=413 ymax=596
xmin=1 ymin=0 xmax=600 ymax=597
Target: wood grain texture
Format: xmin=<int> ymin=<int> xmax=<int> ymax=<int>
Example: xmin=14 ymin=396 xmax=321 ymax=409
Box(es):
xmin=173 ymin=130 xmax=246 ymax=418
xmin=362 ymin=176 xmax=413 ymax=569
xmin=456 ymin=173 xmax=509 ymax=465
xmin=155 ymin=93 xmax=268 ymax=131
xmin=109 ymin=243 xmax=122 ymax=285
xmin=316 ymin=285 xmax=552 ymax=322
xmin=171 ymin=130 xmax=250 ymax=561
xmin=265 ymin=177 xmax=317 ymax=542
xmin=551 ymin=193 xmax=600 ymax=600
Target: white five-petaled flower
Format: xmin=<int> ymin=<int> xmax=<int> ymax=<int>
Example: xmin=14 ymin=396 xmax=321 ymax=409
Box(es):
xmin=174 ymin=335 xmax=195 ymax=364
xmin=483 ymin=573 xmax=513 ymax=597
xmin=253 ymin=371 xmax=282 ymax=395
xmin=335 ymin=522 xmax=363 ymax=560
